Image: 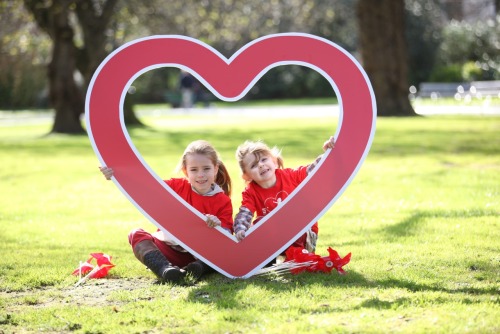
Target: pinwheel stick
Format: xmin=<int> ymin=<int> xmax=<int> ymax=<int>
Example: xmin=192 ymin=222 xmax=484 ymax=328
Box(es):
xmin=74 ymin=265 xmax=101 ymax=287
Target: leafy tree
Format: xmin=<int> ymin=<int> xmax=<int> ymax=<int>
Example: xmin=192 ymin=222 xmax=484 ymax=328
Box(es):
xmin=8 ymin=1 xmax=445 ymax=119
xmin=124 ymin=0 xmax=353 ymax=102
xmin=405 ymin=0 xmax=445 ymax=86
xmin=7 ymin=1 xmax=361 ymax=111
xmin=0 ymin=1 xmax=50 ymax=109
xmin=22 ymin=0 xmax=141 ymax=134
xmin=24 ymin=0 xmax=86 ymax=133
xmin=435 ymin=17 xmax=500 ymax=80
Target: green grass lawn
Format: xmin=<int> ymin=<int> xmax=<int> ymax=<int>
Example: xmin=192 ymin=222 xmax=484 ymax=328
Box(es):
xmin=0 ymin=107 xmax=499 ymax=333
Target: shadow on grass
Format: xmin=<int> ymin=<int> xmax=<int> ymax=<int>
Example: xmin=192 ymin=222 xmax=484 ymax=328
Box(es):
xmin=370 ymin=119 xmax=500 ymax=157
xmin=185 ymin=266 xmax=497 ymax=310
xmin=184 ymin=208 xmax=499 ymax=309
xmin=382 ymin=208 xmax=499 ymax=237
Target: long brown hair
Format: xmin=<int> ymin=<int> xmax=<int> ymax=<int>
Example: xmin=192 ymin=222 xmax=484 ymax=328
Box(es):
xmin=177 ymin=140 xmax=232 ymax=196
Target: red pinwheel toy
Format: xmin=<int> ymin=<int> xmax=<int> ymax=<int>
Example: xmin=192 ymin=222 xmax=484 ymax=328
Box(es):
xmin=72 ymin=253 xmax=115 ymax=285
xmin=257 ymin=247 xmax=351 ymax=276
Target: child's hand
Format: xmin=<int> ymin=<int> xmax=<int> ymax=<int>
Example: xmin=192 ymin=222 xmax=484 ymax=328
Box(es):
xmin=99 ymin=166 xmax=114 ymax=180
xmin=235 ymin=230 xmax=246 ymax=241
xmin=205 ymin=214 xmax=221 ymax=228
xmin=323 ymin=136 xmax=336 ymax=151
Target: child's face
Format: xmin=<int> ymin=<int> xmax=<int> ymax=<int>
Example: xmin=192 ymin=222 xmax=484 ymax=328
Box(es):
xmin=184 ymin=153 xmax=218 ymax=195
xmin=242 ymin=152 xmax=278 ymax=188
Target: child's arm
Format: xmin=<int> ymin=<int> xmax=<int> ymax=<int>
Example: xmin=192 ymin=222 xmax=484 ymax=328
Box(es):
xmin=99 ymin=166 xmax=114 ymax=180
xmin=323 ymin=136 xmax=335 ymax=151
xmin=306 ymin=136 xmax=336 ymax=174
xmin=205 ymin=214 xmax=221 ymax=227
xmin=205 ymin=214 xmax=233 ymax=235
xmin=234 ymin=206 xmax=253 ymax=241
xmin=205 ymin=196 xmax=234 ymax=234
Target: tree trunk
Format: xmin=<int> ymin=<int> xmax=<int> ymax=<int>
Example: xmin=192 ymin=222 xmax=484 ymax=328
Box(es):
xmin=24 ymin=0 xmax=142 ymax=132
xmin=24 ymin=0 xmax=85 ymax=133
xmin=123 ymin=97 xmax=142 ymax=125
xmin=75 ymin=0 xmax=117 ymax=87
xmin=357 ymin=0 xmax=417 ymax=116
xmin=49 ymin=12 xmax=85 ymax=133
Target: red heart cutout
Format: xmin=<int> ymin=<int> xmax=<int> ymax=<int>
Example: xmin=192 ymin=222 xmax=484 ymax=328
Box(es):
xmin=85 ymin=34 xmax=376 ymax=278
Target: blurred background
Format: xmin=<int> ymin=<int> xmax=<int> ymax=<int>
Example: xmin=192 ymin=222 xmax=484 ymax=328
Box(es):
xmin=1 ymin=0 xmax=499 ymax=132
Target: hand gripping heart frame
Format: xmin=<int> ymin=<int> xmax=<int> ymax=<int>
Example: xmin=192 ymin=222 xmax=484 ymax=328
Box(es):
xmin=85 ymin=33 xmax=376 ymax=278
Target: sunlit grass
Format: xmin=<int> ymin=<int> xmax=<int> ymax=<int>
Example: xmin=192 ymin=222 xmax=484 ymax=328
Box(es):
xmin=0 ymin=109 xmax=499 ymax=333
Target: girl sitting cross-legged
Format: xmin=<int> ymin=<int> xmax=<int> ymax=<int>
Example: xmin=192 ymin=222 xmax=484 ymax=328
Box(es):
xmin=100 ymin=140 xmax=233 ymax=284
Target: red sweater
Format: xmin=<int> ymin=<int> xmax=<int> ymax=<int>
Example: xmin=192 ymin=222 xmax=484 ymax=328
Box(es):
xmin=240 ymin=168 xmax=319 ymax=234
xmin=166 ymin=178 xmax=234 ymax=232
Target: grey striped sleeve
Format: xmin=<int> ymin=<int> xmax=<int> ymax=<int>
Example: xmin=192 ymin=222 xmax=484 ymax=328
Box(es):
xmin=306 ymin=154 xmax=324 ymax=174
xmin=234 ymin=206 xmax=253 ymax=233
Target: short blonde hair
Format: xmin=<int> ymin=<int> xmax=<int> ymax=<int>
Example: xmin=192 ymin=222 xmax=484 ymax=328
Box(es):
xmin=235 ymin=140 xmax=284 ymax=180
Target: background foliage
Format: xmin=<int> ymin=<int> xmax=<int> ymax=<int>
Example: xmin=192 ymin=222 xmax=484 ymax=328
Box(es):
xmin=432 ymin=16 xmax=500 ymax=81
xmin=1 ymin=0 xmax=498 ymax=109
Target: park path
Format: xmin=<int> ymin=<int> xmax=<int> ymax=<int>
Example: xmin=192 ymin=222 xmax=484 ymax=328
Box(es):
xmin=1 ymin=104 xmax=499 ymax=127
